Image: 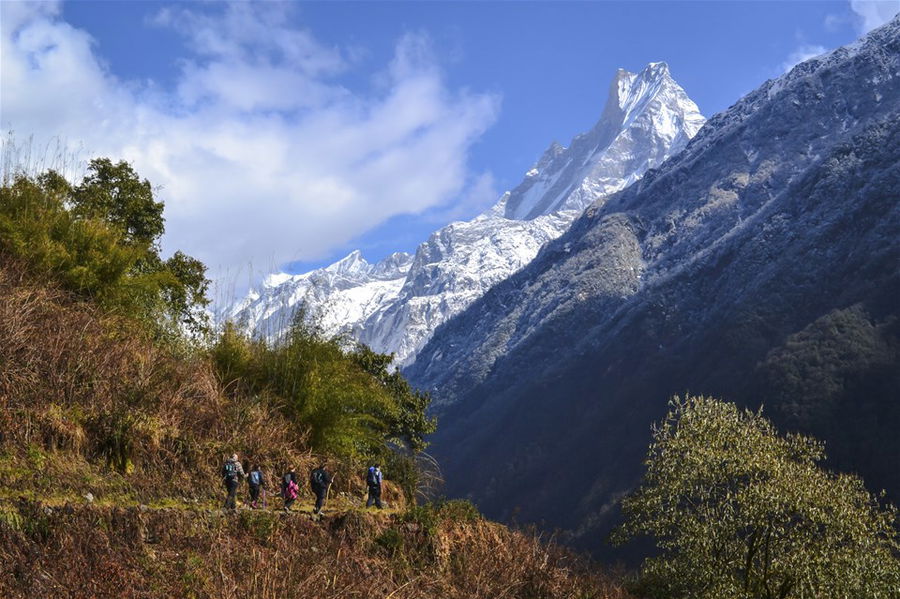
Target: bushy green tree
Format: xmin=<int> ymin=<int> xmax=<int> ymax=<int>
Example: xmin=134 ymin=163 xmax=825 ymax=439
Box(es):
xmin=614 ymin=395 xmax=900 ymax=599
xmin=0 ymin=160 xmax=210 ymax=336
xmin=351 ymin=344 xmax=437 ymax=452
xmin=71 ymin=158 xmax=165 ymax=247
xmin=211 ymin=316 xmax=435 ymax=463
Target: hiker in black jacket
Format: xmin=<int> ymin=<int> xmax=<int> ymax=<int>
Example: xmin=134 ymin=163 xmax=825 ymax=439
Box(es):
xmin=247 ymin=464 xmax=265 ymax=509
xmin=309 ymin=463 xmax=333 ymax=514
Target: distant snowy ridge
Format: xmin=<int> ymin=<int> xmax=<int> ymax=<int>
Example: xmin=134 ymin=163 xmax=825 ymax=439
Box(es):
xmin=228 ymin=250 xmax=413 ymax=341
xmin=228 ymin=62 xmax=705 ymax=364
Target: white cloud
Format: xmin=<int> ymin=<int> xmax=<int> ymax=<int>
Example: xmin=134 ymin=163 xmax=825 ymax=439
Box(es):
xmin=849 ymin=0 xmax=899 ymax=33
xmin=780 ymin=44 xmax=828 ymax=73
xmin=823 ymin=13 xmax=848 ymax=32
xmin=1 ymin=2 xmax=500 ymax=295
xmin=421 ymin=171 xmax=499 ymax=224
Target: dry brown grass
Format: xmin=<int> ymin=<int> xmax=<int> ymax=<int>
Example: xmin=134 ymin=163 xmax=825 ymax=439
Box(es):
xmin=0 ymin=501 xmax=633 ymax=599
xmin=0 ymin=257 xmax=384 ymax=503
xmin=0 ymin=258 xmax=633 ymax=597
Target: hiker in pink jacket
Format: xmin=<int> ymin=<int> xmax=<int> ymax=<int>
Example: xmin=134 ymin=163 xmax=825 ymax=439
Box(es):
xmin=281 ymin=467 xmax=299 ymax=511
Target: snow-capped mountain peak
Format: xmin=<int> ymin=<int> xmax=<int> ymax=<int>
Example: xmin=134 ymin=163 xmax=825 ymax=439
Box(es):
xmin=229 ymin=63 xmax=706 ymax=365
xmin=501 ymin=62 xmax=704 ymax=221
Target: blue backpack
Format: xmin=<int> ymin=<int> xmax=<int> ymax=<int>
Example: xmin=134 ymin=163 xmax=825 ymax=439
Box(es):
xmin=249 ymin=470 xmax=261 ymax=486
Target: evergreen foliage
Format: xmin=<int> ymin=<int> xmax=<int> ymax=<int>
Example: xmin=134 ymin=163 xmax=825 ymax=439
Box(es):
xmin=0 ymin=160 xmax=210 ymax=337
xmin=350 ymin=344 xmax=437 ymax=453
xmin=615 ymin=395 xmax=900 ymax=599
xmin=211 ymin=317 xmax=436 ymax=465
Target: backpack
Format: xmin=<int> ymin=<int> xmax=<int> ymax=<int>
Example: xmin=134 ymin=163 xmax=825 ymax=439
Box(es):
xmin=366 ymin=468 xmax=378 ymax=487
xmin=287 ymin=480 xmax=299 ymax=500
xmin=249 ymin=470 xmax=261 ymax=486
xmin=311 ymin=469 xmax=327 ymax=488
xmin=223 ymin=461 xmax=237 ymax=481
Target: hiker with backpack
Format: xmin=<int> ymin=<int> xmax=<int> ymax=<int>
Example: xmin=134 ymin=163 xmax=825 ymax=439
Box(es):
xmin=309 ymin=463 xmax=333 ymax=515
xmin=281 ymin=467 xmax=299 ymax=512
xmin=366 ymin=464 xmax=383 ymax=509
xmin=222 ymin=453 xmax=246 ymax=510
xmin=248 ymin=464 xmax=265 ymax=509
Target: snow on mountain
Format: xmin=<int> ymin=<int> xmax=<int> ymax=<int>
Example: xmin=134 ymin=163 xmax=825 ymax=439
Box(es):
xmin=405 ymin=16 xmax=900 ymax=556
xmin=228 ymin=62 xmax=705 ymax=363
xmin=498 ymin=62 xmax=704 ymax=220
xmin=228 ymin=250 xmax=414 ymax=341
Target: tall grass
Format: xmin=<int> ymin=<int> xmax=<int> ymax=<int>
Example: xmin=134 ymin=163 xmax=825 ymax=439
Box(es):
xmin=1 ymin=132 xmax=86 ymax=186
xmin=0 ymin=501 xmax=633 ymax=599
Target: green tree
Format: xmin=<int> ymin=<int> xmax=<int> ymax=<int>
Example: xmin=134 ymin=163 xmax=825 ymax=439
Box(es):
xmin=350 ymin=344 xmax=437 ymax=452
xmin=0 ymin=161 xmax=210 ymax=337
xmin=212 ymin=316 xmax=398 ymax=460
xmin=71 ymin=158 xmax=164 ymax=247
xmin=614 ymin=395 xmax=900 ymax=599
xmin=161 ymin=250 xmax=211 ymax=336
xmin=0 ymin=172 xmax=144 ymax=297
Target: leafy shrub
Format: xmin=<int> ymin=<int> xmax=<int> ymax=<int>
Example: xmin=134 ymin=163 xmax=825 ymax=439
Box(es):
xmin=237 ymin=511 xmax=278 ymax=541
xmin=212 ymin=314 xmax=435 ymax=466
xmin=374 ymin=527 xmax=404 ymax=556
xmin=401 ymin=504 xmax=440 ymax=536
xmin=88 ymin=410 xmax=141 ymax=474
xmin=0 ymin=161 xmax=210 ymax=337
xmin=615 ymin=395 xmax=900 ymax=599
xmin=399 ymin=499 xmax=481 ymax=537
xmin=433 ymin=498 xmax=482 ymax=523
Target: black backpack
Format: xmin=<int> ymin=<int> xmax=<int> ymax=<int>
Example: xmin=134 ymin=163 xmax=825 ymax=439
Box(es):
xmin=312 ymin=469 xmax=327 ymax=487
xmin=223 ymin=461 xmax=237 ymax=481
xmin=366 ymin=468 xmax=378 ymax=486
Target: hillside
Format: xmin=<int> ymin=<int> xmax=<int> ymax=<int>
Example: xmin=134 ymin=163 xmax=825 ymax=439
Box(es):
xmin=0 ymin=256 xmax=401 ymax=510
xmin=406 ymin=16 xmax=900 ymax=556
xmin=0 ymin=176 xmax=629 ymax=598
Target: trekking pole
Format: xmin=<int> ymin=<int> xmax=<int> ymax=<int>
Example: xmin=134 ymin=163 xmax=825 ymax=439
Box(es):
xmin=324 ymin=474 xmax=336 ymax=511
xmin=262 ymin=486 xmax=267 ymax=510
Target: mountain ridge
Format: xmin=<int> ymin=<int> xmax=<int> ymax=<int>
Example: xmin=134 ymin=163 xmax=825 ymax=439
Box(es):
xmin=405 ymin=16 xmax=900 ymax=557
xmin=229 ymin=62 xmax=705 ymax=364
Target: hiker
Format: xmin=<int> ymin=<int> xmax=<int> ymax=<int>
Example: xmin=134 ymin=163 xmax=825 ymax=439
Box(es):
xmin=222 ymin=453 xmax=246 ymax=510
xmin=248 ymin=464 xmax=265 ymax=509
xmin=281 ymin=467 xmax=299 ymax=511
xmin=309 ymin=463 xmax=333 ymax=514
xmin=366 ymin=464 xmax=383 ymax=509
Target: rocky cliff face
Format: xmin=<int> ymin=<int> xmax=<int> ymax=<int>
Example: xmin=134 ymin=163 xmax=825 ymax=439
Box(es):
xmin=406 ymin=18 xmax=900 ymax=556
xmin=228 ymin=63 xmax=705 ymax=364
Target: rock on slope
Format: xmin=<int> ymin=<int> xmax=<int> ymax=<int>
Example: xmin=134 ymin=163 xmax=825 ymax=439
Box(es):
xmin=229 ymin=63 xmax=705 ymax=364
xmin=406 ymin=18 xmax=900 ymax=556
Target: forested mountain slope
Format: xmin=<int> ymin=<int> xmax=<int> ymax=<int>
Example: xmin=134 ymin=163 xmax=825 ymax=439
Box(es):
xmin=407 ymin=17 xmax=900 ymax=555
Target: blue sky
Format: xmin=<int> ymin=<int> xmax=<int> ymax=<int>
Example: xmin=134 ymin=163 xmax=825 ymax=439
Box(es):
xmin=2 ymin=1 xmax=897 ymax=297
